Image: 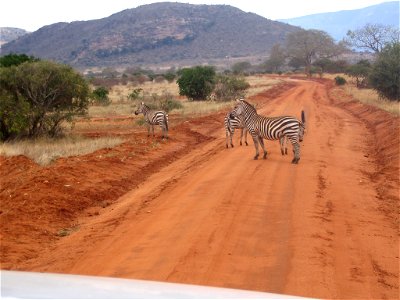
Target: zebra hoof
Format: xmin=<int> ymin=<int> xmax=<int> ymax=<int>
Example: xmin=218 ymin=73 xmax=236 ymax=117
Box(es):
xmin=291 ymin=158 xmax=299 ymax=164
xmin=263 ymin=154 xmax=268 ymax=159
xmin=254 ymin=155 xmax=259 ymax=160
xmin=240 ymin=141 xmax=242 ymax=146
xmin=245 ymin=142 xmax=248 ymax=146
xmin=281 ymin=150 xmax=284 ymax=156
xmin=226 ymin=144 xmax=228 ymax=149
xmin=285 ymin=149 xmax=288 ymax=155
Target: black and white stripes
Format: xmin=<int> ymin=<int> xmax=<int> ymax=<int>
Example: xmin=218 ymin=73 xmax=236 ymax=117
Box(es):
xmin=134 ymin=102 xmax=169 ymax=139
xmin=224 ymin=112 xmax=248 ymax=148
xmin=230 ymin=99 xmax=305 ymax=164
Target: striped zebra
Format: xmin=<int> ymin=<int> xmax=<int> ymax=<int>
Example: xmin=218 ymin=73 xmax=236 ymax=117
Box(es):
xmin=134 ymin=102 xmax=169 ymax=139
xmin=279 ymin=111 xmax=306 ymax=155
xmin=224 ymin=112 xmax=248 ymax=148
xmin=230 ymin=99 xmax=306 ymax=163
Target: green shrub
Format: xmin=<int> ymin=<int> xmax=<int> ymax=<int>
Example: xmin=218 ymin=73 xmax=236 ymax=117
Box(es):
xmin=213 ymin=75 xmax=250 ymax=101
xmin=91 ymin=86 xmax=111 ymax=106
xmin=334 ymin=76 xmax=347 ymax=86
xmin=177 ymin=66 xmax=216 ymax=100
xmin=369 ymin=43 xmax=400 ymax=101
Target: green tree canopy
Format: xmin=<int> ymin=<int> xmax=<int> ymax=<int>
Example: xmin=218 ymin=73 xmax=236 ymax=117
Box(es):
xmin=369 ymin=42 xmax=400 ymax=101
xmin=0 ymin=53 xmax=39 ymax=67
xmin=0 ymin=60 xmax=90 ymax=140
xmin=177 ymin=66 xmax=216 ymax=100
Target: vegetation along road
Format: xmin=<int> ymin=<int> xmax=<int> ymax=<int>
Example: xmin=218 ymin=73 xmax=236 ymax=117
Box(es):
xmin=1 ymin=77 xmax=398 ymax=299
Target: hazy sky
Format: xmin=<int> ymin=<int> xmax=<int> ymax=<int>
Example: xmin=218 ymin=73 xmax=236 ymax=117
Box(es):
xmin=0 ymin=0 xmax=397 ymax=32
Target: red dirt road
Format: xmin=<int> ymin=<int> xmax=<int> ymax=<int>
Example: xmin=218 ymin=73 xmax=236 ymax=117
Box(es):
xmin=1 ymin=78 xmax=398 ymax=299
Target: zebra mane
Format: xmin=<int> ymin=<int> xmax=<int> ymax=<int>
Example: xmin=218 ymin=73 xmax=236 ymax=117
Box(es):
xmin=239 ymin=99 xmax=257 ymax=113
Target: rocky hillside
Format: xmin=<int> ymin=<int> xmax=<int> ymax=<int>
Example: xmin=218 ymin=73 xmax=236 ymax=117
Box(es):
xmin=1 ymin=2 xmax=300 ymax=68
xmin=279 ymin=1 xmax=399 ymax=41
xmin=0 ymin=27 xmax=29 ymax=46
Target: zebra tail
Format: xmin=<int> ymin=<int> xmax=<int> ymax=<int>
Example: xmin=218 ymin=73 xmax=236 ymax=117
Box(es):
xmin=301 ymin=110 xmax=306 ymax=125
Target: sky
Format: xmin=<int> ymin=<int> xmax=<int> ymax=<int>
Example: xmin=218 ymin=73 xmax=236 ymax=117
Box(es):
xmin=0 ymin=0 xmax=397 ymax=32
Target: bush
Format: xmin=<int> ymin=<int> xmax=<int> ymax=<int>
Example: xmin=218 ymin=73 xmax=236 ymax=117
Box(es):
xmin=334 ymin=76 xmax=347 ymax=85
xmin=0 ymin=60 xmax=90 ymax=140
xmin=177 ymin=66 xmax=216 ymax=100
xmin=369 ymin=43 xmax=400 ymax=101
xmin=345 ymin=60 xmax=372 ymax=88
xmin=213 ymin=75 xmax=250 ymax=101
xmin=127 ymin=88 xmax=143 ymax=101
xmin=91 ymin=86 xmax=110 ymax=106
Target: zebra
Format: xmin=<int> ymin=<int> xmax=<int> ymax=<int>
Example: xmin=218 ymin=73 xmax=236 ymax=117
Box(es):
xmin=134 ymin=102 xmax=169 ymax=139
xmin=224 ymin=112 xmax=248 ymax=148
xmin=229 ymin=99 xmax=306 ymax=164
xmin=279 ymin=111 xmax=306 ymax=156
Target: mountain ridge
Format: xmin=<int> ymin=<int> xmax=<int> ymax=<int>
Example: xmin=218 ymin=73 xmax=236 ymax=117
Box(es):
xmin=278 ymin=1 xmax=399 ymax=41
xmin=0 ymin=2 xmax=300 ymax=69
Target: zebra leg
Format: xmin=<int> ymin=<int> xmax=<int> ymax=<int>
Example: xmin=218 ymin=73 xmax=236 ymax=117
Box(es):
xmin=258 ymin=137 xmax=268 ymax=159
xmin=230 ymin=129 xmax=234 ymax=148
xmin=291 ymin=142 xmax=301 ymax=164
xmin=251 ymin=135 xmax=260 ymax=160
xmin=240 ymin=128 xmax=243 ymax=146
xmin=146 ymin=123 xmax=151 ymax=137
xmin=280 ymin=137 xmax=285 ymax=155
xmin=244 ymin=128 xmax=248 ymax=146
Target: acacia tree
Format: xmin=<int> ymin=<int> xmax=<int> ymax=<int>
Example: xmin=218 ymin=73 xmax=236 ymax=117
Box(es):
xmin=286 ymin=29 xmax=345 ymax=77
xmin=264 ymin=43 xmax=286 ymax=73
xmin=345 ymin=23 xmax=399 ymax=53
xmin=0 ymin=60 xmax=90 ymax=139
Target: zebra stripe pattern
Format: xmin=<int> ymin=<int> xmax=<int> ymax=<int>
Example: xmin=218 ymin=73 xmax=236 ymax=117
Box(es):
xmin=230 ymin=99 xmax=305 ymax=164
xmin=134 ymin=102 xmax=169 ymax=139
xmin=224 ymin=112 xmax=248 ymax=148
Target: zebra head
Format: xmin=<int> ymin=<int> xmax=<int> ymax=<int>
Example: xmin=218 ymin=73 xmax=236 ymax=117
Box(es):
xmin=134 ymin=102 xmax=146 ymax=115
xmin=229 ymin=99 xmax=250 ymax=119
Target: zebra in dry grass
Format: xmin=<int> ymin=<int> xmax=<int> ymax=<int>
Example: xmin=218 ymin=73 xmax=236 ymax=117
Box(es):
xmin=224 ymin=112 xmax=248 ymax=148
xmin=230 ymin=99 xmax=306 ymax=163
xmin=134 ymin=102 xmax=169 ymax=139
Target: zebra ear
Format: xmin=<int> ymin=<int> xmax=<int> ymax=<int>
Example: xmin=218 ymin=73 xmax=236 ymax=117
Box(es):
xmin=141 ymin=102 xmax=144 ymax=105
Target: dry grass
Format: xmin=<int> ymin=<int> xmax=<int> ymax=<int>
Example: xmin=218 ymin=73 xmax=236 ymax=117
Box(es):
xmin=1 ymin=75 xmax=283 ymax=163
xmin=325 ymin=74 xmax=399 ymax=116
xmin=0 ymin=135 xmax=124 ymax=166
xmin=343 ymin=85 xmax=399 ymax=115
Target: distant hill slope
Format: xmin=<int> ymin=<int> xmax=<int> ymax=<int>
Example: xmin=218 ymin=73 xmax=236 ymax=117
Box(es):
xmin=279 ymin=1 xmax=399 ymax=41
xmin=0 ymin=2 xmax=300 ymax=68
xmin=0 ymin=27 xmax=29 ymax=46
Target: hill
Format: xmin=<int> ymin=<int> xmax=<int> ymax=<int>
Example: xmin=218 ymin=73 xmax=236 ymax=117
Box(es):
xmin=0 ymin=2 xmax=300 ymax=69
xmin=0 ymin=27 xmax=29 ymax=46
xmin=279 ymin=1 xmax=399 ymax=41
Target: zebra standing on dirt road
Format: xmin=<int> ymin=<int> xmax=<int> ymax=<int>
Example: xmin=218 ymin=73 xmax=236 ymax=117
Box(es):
xmin=225 ymin=112 xmax=248 ymax=148
xmin=279 ymin=111 xmax=306 ymax=156
xmin=229 ymin=99 xmax=306 ymax=163
xmin=134 ymin=102 xmax=169 ymax=139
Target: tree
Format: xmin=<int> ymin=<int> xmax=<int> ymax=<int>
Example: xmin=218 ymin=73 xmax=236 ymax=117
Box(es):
xmin=231 ymin=61 xmax=252 ymax=75
xmin=345 ymin=23 xmax=400 ymax=53
xmin=177 ymin=66 xmax=216 ymax=100
xmin=286 ymin=29 xmax=345 ymax=77
xmin=0 ymin=53 xmax=39 ymax=67
xmin=369 ymin=42 xmax=400 ymax=101
xmin=0 ymin=61 xmax=90 ymax=139
xmin=345 ymin=60 xmax=372 ymax=88
xmin=264 ymin=44 xmax=286 ymax=73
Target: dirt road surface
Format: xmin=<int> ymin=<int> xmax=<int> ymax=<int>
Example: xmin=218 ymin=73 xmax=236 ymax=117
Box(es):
xmin=1 ymin=78 xmax=398 ymax=299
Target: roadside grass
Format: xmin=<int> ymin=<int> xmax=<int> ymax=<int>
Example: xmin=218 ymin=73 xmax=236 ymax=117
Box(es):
xmin=0 ymin=135 xmax=124 ymax=166
xmin=1 ymin=75 xmax=282 ymax=163
xmin=325 ymin=73 xmax=399 ymax=116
